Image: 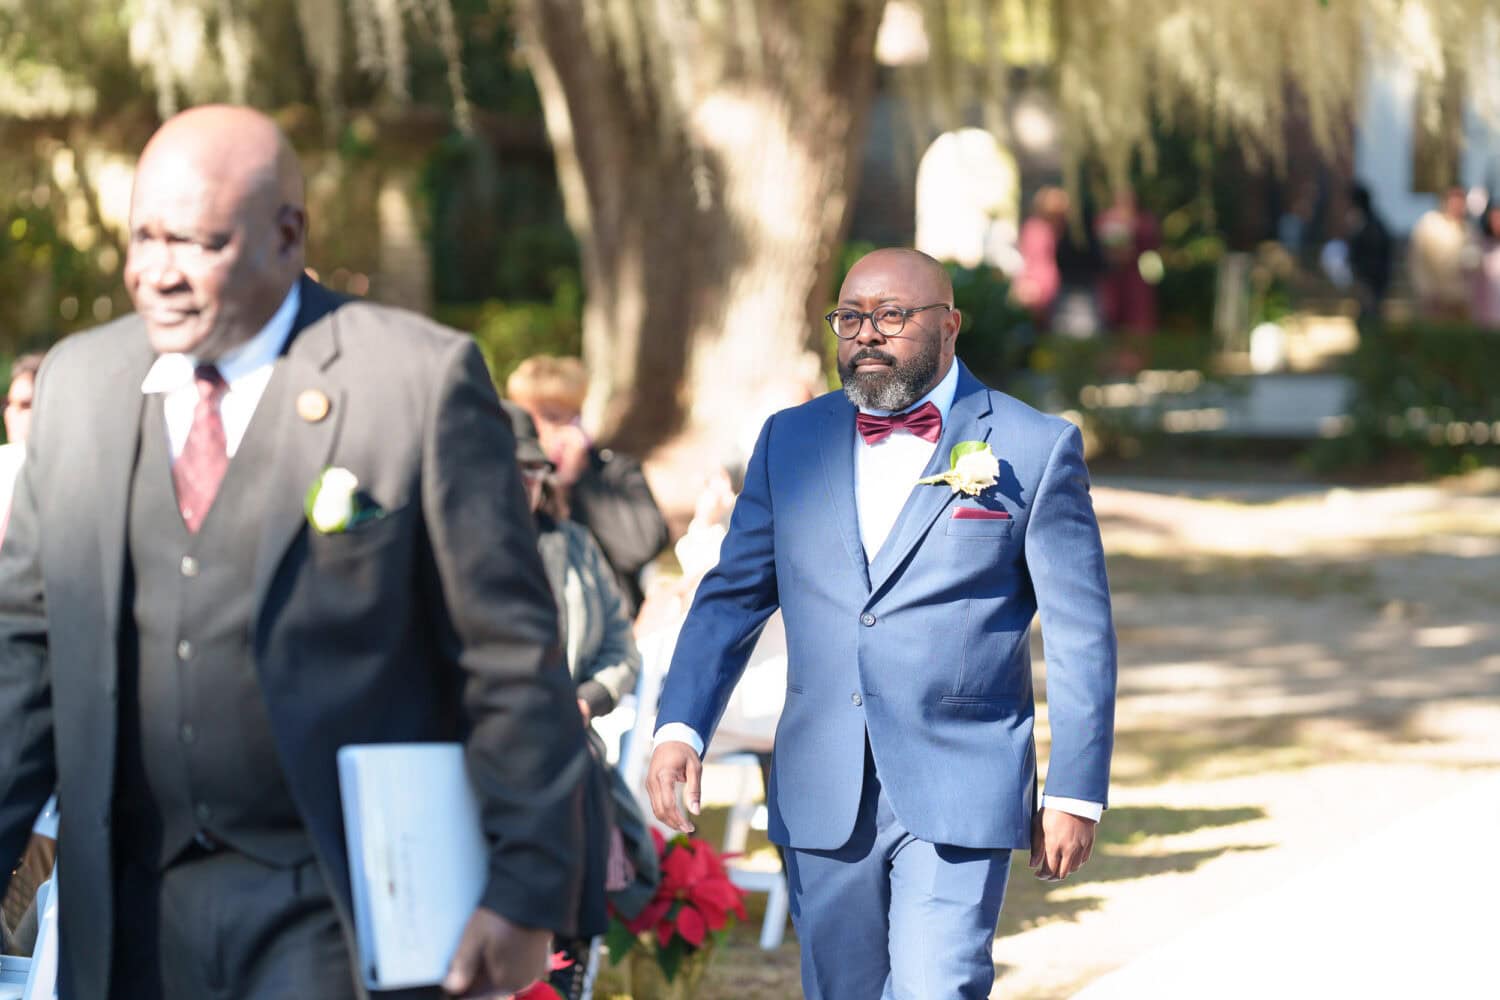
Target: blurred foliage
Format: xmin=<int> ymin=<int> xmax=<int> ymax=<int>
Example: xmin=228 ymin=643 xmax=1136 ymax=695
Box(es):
xmin=435 ymin=275 xmax=582 ymax=390
xmin=1308 ymin=323 xmax=1500 ymax=477
xmin=947 ymin=263 xmax=1033 ymax=383
xmin=0 ymin=1 xmax=582 ymax=363
xmin=1025 ymin=331 xmax=1218 ymax=407
xmin=424 ymin=133 xmax=578 ymax=305
xmin=0 ymin=188 xmax=131 ymax=356
xmin=1019 ymin=330 xmax=1227 ymax=459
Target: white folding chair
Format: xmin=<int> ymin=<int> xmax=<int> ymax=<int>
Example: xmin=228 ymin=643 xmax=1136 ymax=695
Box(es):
xmin=0 ymin=869 xmax=57 ymax=1000
xmin=712 ymin=751 xmax=789 ymax=950
xmin=20 ymin=876 xmax=55 ymax=1000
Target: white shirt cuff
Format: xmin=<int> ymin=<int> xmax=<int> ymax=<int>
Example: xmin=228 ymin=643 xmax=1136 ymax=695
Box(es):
xmin=653 ymin=723 xmax=705 ymax=758
xmin=1042 ymin=795 xmax=1103 ymax=822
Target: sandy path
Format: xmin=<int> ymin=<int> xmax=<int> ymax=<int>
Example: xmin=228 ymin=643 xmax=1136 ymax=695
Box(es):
xmin=992 ymin=472 xmax=1500 ymax=998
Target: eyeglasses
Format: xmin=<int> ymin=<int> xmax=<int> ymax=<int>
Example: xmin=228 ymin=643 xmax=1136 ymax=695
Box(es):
xmin=825 ymin=303 xmax=951 ymax=340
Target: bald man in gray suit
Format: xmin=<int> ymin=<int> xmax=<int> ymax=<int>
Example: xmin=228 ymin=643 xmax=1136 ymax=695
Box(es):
xmin=0 ymin=106 xmax=592 ymax=1000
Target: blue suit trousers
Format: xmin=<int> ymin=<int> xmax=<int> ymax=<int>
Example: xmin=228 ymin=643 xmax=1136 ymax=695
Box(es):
xmin=784 ymin=745 xmax=1012 ymax=999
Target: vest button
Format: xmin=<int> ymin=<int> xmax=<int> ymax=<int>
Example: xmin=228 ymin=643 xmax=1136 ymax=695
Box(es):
xmin=180 ymin=724 xmax=197 ymax=745
xmin=851 ymin=693 xmax=863 ymax=706
xmin=180 ymin=556 xmax=199 ymax=577
xmin=177 ymin=640 xmax=193 ymax=660
xmin=860 ymin=612 xmax=876 ymax=627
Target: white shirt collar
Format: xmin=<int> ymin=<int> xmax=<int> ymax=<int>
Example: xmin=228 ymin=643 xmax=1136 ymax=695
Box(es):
xmin=857 ymin=358 xmax=961 ymax=421
xmin=140 ymin=283 xmax=302 ymax=395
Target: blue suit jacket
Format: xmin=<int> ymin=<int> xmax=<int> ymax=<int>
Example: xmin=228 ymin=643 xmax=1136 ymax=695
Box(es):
xmin=657 ymin=363 xmax=1116 ymax=851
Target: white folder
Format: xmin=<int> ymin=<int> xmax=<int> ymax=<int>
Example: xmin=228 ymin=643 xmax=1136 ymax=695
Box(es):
xmin=337 ymin=743 xmax=488 ymax=992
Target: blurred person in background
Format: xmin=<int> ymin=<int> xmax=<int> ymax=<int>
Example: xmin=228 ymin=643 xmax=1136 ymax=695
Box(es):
xmin=1409 ymin=186 xmax=1473 ymax=322
xmin=2 ymin=354 xmax=54 ymax=959
xmin=1470 ymin=199 xmax=1500 ymax=330
xmin=1095 ymin=187 xmax=1161 ymax=336
xmin=1052 ymin=196 xmax=1104 ymax=339
xmin=507 ymin=356 xmax=669 ymax=617
xmin=503 ymin=400 xmax=657 ymax=999
xmin=1013 ymin=186 xmax=1069 ymax=331
xmin=2 ymin=353 xmax=41 ymax=448
xmin=1276 ymin=184 xmax=1318 ymax=262
xmin=1346 ymin=183 xmax=1393 ymax=323
xmin=504 ymin=402 xmax=642 ymax=737
xmin=0 ymin=352 xmax=43 ymax=541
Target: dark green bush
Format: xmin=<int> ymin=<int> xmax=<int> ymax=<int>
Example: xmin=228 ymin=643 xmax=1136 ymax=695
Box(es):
xmin=436 ymin=276 xmax=583 ymax=389
xmin=1308 ymin=323 xmax=1500 ymax=476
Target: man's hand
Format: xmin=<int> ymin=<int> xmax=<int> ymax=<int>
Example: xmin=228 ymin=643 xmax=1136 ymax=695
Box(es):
xmin=576 ymin=698 xmax=593 ymax=723
xmin=646 ymin=740 xmax=702 ymax=833
xmin=1028 ymin=808 xmax=1096 ymax=882
xmin=443 ymin=907 xmax=550 ymax=998
xmin=540 ymin=421 xmax=591 ymax=487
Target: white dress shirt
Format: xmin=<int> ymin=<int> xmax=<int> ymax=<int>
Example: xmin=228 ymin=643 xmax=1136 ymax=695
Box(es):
xmin=139 ymin=284 xmax=301 ymax=460
xmin=656 ymin=361 xmax=1102 ymax=822
xmin=854 ymin=361 xmax=959 ymax=558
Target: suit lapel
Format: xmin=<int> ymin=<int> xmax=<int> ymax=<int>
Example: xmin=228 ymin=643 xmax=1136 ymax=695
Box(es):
xmin=94 ymin=326 xmax=155 ymax=645
xmin=867 ymin=364 xmax=994 ymax=595
xmin=249 ymin=280 xmax=345 ymax=635
xmin=819 ymin=399 xmax=870 ymax=589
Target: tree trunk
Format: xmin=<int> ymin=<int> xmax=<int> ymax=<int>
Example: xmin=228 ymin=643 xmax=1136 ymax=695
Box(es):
xmin=516 ymin=0 xmax=885 ymax=463
xmin=375 ymin=164 xmax=434 ymax=314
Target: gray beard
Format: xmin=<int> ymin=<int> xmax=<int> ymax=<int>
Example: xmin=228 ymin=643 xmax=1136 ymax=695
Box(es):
xmin=840 ymin=340 xmax=943 ymax=411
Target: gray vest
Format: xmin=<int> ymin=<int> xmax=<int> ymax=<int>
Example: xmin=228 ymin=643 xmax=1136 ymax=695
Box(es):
xmin=113 ymin=384 xmax=311 ymax=869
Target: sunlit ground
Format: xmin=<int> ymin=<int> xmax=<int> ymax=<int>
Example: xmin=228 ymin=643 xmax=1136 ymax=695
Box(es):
xmin=595 ymin=470 xmax=1500 ymax=999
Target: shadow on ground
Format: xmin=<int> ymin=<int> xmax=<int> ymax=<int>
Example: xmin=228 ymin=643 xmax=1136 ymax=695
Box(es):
xmin=996 ymin=804 xmax=1268 ymax=938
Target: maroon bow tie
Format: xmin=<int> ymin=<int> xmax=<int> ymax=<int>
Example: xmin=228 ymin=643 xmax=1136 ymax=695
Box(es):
xmin=856 ymin=401 xmax=943 ymax=445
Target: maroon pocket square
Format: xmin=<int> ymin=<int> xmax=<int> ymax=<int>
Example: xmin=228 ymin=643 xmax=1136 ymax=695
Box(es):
xmin=951 ymin=507 xmax=1011 ymax=520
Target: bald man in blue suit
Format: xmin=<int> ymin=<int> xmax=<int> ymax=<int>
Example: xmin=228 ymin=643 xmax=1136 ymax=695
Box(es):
xmin=648 ymin=248 xmax=1117 ymax=998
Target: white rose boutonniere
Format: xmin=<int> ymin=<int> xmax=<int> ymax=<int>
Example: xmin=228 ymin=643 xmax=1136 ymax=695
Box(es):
xmin=917 ymin=441 xmax=999 ymax=496
xmin=305 ymin=467 xmax=363 ymax=533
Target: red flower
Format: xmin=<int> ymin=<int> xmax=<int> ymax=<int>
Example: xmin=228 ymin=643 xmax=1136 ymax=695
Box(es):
xmin=619 ymin=834 xmax=749 ymax=954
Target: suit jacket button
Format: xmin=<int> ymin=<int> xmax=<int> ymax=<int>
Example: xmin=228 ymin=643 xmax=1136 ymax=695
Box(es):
xmin=860 ymin=613 xmax=876 ymax=627
xmin=851 ymin=693 xmax=863 ymax=706
xmin=195 ymin=802 xmax=213 ymax=823
xmin=180 ymin=556 xmax=200 ymax=577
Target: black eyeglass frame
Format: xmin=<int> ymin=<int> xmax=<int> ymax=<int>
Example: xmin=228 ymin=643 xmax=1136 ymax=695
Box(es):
xmin=824 ymin=303 xmax=952 ymax=340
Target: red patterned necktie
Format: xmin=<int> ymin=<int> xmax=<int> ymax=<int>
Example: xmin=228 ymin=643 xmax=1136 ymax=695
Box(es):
xmin=173 ymin=365 xmax=229 ymax=533
xmin=855 ymin=400 xmax=943 ymax=446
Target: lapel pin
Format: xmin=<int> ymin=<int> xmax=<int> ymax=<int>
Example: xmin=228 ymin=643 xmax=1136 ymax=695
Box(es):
xmin=297 ymin=389 xmax=331 ymax=423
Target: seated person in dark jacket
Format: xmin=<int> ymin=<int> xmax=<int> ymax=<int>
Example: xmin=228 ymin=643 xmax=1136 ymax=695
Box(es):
xmin=506 ymin=356 xmax=669 ymax=616
xmin=503 ymin=402 xmax=658 ymax=998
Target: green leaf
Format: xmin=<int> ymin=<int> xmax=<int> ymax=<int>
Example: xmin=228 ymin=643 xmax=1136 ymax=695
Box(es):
xmin=658 ymin=939 xmax=684 ymax=981
xmin=604 ymin=918 xmax=637 ymax=964
xmin=949 ymin=440 xmax=988 ymax=467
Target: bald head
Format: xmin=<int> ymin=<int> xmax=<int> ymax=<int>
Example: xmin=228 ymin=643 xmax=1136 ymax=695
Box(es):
xmin=835 ymin=247 xmax=962 ymax=411
xmin=139 ymin=105 xmax=305 ymax=210
xmin=125 ymin=105 xmax=308 ymax=359
xmin=840 ymin=248 xmax=954 ymax=308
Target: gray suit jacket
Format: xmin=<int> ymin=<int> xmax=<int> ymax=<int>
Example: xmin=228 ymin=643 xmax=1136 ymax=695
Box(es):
xmin=0 ymin=278 xmax=591 ymax=996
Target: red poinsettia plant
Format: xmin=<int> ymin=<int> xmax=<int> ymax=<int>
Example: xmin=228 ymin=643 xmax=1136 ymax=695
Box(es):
xmin=606 ymin=829 xmax=749 ymax=983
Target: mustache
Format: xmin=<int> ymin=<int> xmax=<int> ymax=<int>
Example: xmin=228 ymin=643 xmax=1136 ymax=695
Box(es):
xmin=846 ymin=348 xmax=897 ymax=368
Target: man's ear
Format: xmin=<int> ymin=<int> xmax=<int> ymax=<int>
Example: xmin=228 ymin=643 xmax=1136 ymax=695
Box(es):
xmin=277 ymin=204 xmax=307 ymax=257
xmin=946 ymin=307 xmax=963 ymax=342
